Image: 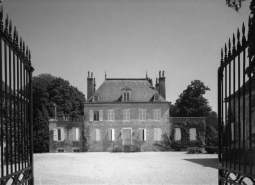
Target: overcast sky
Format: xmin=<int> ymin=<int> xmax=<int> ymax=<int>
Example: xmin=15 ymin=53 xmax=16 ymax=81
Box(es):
xmin=2 ymin=0 xmax=252 ymax=112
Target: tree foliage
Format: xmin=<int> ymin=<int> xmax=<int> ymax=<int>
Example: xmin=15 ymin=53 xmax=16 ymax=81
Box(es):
xmin=32 ymin=74 xmax=85 ymax=153
xmin=174 ymin=80 xmax=212 ymax=117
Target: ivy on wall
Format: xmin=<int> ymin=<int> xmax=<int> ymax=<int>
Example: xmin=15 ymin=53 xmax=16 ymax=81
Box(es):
xmin=170 ymin=120 xmax=206 ymax=149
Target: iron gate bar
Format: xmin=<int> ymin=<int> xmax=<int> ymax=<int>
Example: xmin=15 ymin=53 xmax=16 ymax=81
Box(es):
xmin=218 ymin=16 xmax=255 ymax=184
xmin=0 ymin=6 xmax=34 ymax=184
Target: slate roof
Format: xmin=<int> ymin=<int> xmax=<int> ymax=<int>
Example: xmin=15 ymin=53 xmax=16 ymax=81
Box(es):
xmin=87 ymin=78 xmax=167 ymax=102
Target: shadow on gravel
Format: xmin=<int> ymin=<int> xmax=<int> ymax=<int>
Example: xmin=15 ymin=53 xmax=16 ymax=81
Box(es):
xmin=183 ymin=158 xmax=218 ymax=169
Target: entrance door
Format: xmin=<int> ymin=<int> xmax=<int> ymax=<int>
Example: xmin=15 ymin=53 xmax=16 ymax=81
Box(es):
xmin=123 ymin=129 xmax=131 ymax=146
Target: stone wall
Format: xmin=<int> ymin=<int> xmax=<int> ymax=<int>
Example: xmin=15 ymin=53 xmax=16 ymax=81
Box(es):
xmin=84 ymin=102 xmax=170 ymax=152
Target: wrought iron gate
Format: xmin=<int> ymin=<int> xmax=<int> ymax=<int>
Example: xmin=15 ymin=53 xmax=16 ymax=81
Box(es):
xmin=0 ymin=7 xmax=34 ymax=184
xmin=218 ymin=16 xmax=255 ymax=184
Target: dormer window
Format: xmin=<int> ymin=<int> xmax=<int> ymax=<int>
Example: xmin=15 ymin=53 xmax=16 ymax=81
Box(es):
xmin=121 ymin=86 xmax=132 ymax=102
xmin=154 ymin=93 xmax=160 ymax=101
xmin=123 ymin=92 xmax=130 ymax=101
xmin=93 ymin=95 xmax=99 ymax=102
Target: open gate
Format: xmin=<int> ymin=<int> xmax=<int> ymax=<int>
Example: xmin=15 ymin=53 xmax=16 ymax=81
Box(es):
xmin=0 ymin=6 xmax=34 ymax=184
xmin=218 ymin=16 xmax=255 ymax=184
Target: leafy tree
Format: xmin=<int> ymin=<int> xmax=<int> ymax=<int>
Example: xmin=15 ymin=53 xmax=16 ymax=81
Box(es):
xmin=205 ymin=111 xmax=218 ymax=146
xmin=32 ymin=74 xmax=85 ymax=153
xmin=169 ymin=104 xmax=178 ymax=117
xmin=175 ymin=80 xmax=212 ymax=117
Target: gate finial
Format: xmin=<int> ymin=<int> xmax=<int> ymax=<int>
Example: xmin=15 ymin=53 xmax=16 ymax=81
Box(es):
xmin=237 ymin=28 xmax=240 ymax=42
xmin=0 ymin=6 xmax=3 ymax=22
xmin=242 ymin=22 xmax=245 ymax=37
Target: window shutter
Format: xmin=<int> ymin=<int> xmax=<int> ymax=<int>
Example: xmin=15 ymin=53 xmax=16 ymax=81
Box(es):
xmin=158 ymin=110 xmax=161 ymax=121
xmin=76 ymin=128 xmax=79 ymax=141
xmin=139 ymin=129 xmax=143 ymax=140
xmin=127 ymin=109 xmax=130 ymax=121
xmin=157 ymin=129 xmax=161 ymax=141
xmin=53 ymin=128 xmax=58 ymax=141
xmin=108 ymin=129 xmax=112 ymax=141
xmin=112 ymin=110 xmax=115 ymax=121
xmin=144 ymin=129 xmax=146 ymax=141
xmin=154 ymin=110 xmax=156 ymax=121
xmin=99 ymin=110 xmax=103 ymax=121
xmin=190 ymin=128 xmax=196 ymax=141
xmin=90 ymin=110 xmax=93 ymax=121
xmin=112 ymin=129 xmax=115 ymax=141
xmin=61 ymin=128 xmax=65 ymax=141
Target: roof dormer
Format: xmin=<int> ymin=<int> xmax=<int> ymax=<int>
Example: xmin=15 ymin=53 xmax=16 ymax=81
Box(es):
xmin=92 ymin=94 xmax=100 ymax=102
xmin=121 ymin=86 xmax=132 ymax=102
xmin=153 ymin=93 xmax=160 ymax=102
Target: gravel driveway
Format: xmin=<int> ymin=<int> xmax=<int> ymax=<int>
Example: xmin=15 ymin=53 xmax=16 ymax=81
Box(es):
xmin=34 ymin=152 xmax=218 ymax=185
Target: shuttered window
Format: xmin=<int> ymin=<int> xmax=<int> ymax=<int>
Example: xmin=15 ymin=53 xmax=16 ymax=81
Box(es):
xmin=154 ymin=109 xmax=161 ymax=121
xmin=54 ymin=128 xmax=65 ymax=141
xmin=139 ymin=109 xmax=146 ymax=121
xmin=108 ymin=110 xmax=114 ymax=121
xmin=90 ymin=110 xmax=93 ymax=121
xmin=99 ymin=110 xmax=103 ymax=121
xmin=154 ymin=128 xmax=162 ymax=141
xmin=139 ymin=129 xmax=146 ymax=141
xmin=190 ymin=128 xmax=196 ymax=141
xmin=175 ymin=128 xmax=181 ymax=140
xmin=123 ymin=129 xmax=132 ymax=145
xmin=108 ymin=129 xmax=115 ymax=141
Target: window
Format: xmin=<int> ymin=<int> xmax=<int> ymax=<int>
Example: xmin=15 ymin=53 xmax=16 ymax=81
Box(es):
xmin=53 ymin=128 xmax=64 ymax=141
xmin=108 ymin=129 xmax=115 ymax=141
xmin=154 ymin=109 xmax=161 ymax=121
xmin=139 ymin=129 xmax=146 ymax=141
xmin=89 ymin=110 xmax=93 ymax=121
xmin=154 ymin=128 xmax=162 ymax=141
xmin=93 ymin=111 xmax=99 ymax=121
xmin=93 ymin=95 xmax=99 ymax=102
xmin=93 ymin=129 xmax=100 ymax=141
xmin=154 ymin=94 xmax=159 ymax=101
xmin=139 ymin=109 xmax=146 ymax=121
xmin=122 ymin=128 xmax=132 ymax=145
xmin=72 ymin=127 xmax=80 ymax=141
xmin=190 ymin=128 xmax=196 ymax=141
xmin=175 ymin=128 xmax=181 ymax=140
xmin=108 ymin=110 xmax=114 ymax=121
xmin=123 ymin=109 xmax=130 ymax=121
xmin=73 ymin=149 xmax=80 ymax=152
xmin=58 ymin=129 xmax=61 ymax=141
xmin=99 ymin=110 xmax=103 ymax=121
xmin=123 ymin=92 xmax=130 ymax=101
xmin=57 ymin=149 xmax=64 ymax=152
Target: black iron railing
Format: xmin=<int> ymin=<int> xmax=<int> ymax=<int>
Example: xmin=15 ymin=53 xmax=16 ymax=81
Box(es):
xmin=0 ymin=6 xmax=34 ymax=185
xmin=218 ymin=16 xmax=255 ymax=184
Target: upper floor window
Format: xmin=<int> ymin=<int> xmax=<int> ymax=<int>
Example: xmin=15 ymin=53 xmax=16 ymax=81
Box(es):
xmin=123 ymin=109 xmax=130 ymax=121
xmin=154 ymin=109 xmax=161 ymax=121
xmin=139 ymin=109 xmax=146 ymax=121
xmin=108 ymin=109 xmax=115 ymax=121
xmin=89 ymin=110 xmax=102 ymax=121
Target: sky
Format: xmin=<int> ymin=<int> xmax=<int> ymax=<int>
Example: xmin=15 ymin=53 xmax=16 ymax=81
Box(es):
xmin=1 ymin=0 xmax=252 ymax=112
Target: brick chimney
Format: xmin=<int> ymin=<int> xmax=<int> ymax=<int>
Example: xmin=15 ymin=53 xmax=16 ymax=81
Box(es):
xmin=87 ymin=71 xmax=94 ymax=100
xmin=159 ymin=70 xmax=166 ymax=99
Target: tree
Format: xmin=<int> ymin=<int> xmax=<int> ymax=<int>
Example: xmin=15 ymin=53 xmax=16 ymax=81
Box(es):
xmin=205 ymin=111 xmax=218 ymax=146
xmin=175 ymin=80 xmax=212 ymax=117
xmin=32 ymin=74 xmax=85 ymax=153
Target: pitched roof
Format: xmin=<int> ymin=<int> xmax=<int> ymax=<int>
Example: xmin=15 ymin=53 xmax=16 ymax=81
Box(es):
xmin=87 ymin=78 xmax=166 ymax=102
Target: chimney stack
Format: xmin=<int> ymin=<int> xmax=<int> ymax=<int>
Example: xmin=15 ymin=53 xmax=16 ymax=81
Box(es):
xmin=159 ymin=70 xmax=166 ymax=99
xmin=87 ymin=71 xmax=94 ymax=100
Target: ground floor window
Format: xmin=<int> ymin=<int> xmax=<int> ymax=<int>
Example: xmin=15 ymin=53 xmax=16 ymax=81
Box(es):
xmin=175 ymin=128 xmax=181 ymax=140
xmin=154 ymin=128 xmax=162 ymax=141
xmin=93 ymin=129 xmax=101 ymax=141
xmin=139 ymin=129 xmax=146 ymax=141
xmin=190 ymin=128 xmax=196 ymax=141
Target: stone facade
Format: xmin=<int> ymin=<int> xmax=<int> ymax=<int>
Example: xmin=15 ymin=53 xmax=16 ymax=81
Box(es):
xmin=84 ymin=102 xmax=170 ymax=152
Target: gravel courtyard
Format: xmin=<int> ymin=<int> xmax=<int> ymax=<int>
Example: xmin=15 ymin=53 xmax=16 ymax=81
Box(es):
xmin=34 ymin=152 xmax=218 ymax=185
